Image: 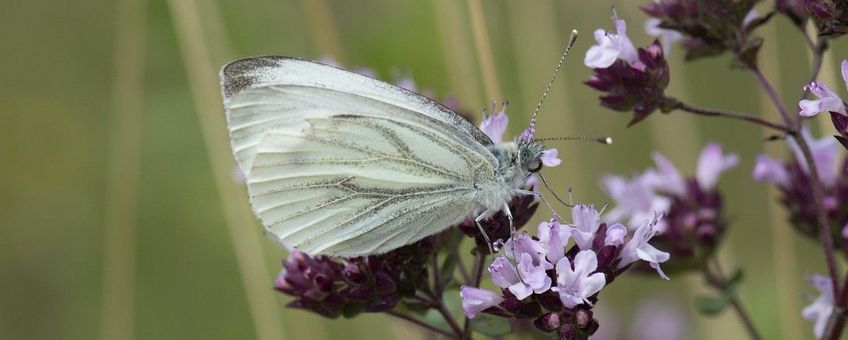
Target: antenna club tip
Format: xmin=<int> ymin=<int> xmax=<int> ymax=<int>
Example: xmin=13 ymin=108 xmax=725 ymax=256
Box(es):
xmin=571 ymin=29 xmax=578 ymax=36
xmin=603 ymin=137 xmax=613 ymax=145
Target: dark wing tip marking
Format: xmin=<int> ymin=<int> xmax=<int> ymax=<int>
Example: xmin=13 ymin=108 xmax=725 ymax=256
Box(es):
xmin=220 ymin=56 xmax=292 ymax=100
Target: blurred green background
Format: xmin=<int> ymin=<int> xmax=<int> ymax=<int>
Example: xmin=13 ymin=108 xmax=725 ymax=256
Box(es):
xmin=2 ymin=0 xmax=848 ymax=339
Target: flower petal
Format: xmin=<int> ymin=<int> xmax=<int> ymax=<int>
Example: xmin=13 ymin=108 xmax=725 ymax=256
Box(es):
xmin=541 ymin=148 xmax=562 ymax=167
xmin=479 ymin=109 xmax=509 ymax=144
xmin=695 ymin=142 xmax=738 ymax=190
xmin=460 ymin=286 xmax=504 ymax=319
xmin=651 ymin=152 xmax=687 ymax=196
xmin=752 ymin=154 xmax=789 ymax=187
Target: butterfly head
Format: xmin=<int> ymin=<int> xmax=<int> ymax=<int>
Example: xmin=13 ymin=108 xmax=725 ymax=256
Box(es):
xmin=516 ymin=136 xmax=546 ymax=174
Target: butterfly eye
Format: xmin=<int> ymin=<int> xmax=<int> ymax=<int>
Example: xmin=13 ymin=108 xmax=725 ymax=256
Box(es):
xmin=528 ymin=158 xmax=543 ymax=173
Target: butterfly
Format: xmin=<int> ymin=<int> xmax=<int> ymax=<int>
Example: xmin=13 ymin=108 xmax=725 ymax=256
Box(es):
xmin=219 ymin=33 xmax=579 ymax=258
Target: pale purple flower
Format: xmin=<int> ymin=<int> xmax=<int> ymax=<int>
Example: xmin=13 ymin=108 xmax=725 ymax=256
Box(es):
xmin=604 ymin=223 xmax=628 ymax=246
xmin=393 ymin=77 xmax=417 ymax=92
xmin=644 ymin=18 xmax=682 ymax=55
xmin=618 ymin=217 xmax=670 ymax=280
xmin=696 ymin=142 xmax=739 ymax=190
xmin=570 ymin=204 xmax=602 ymax=250
xmin=493 ymin=233 xmax=552 ymax=299
xmin=502 ymin=233 xmax=550 ymax=268
xmin=538 ymin=219 xmax=570 ymax=263
xmin=489 ymin=254 xmax=551 ymax=300
xmin=800 ymin=82 xmax=846 ymax=117
xmin=742 ymin=8 xmax=760 ymax=28
xmin=802 ymin=274 xmax=835 ymax=339
xmin=460 ymin=286 xmax=504 ymax=319
xmin=752 ymin=154 xmax=790 ymax=187
xmin=479 ymin=103 xmax=509 ymax=144
xmin=788 ymin=128 xmax=840 ymax=187
xmin=602 ymin=173 xmax=671 ymax=231
xmin=585 ymin=16 xmax=640 ymax=69
xmin=842 ymin=223 xmax=848 ymax=240
xmin=233 ymin=166 xmax=246 ymax=183
xmin=552 ymin=250 xmax=607 ymax=308
xmin=799 ymin=60 xmax=848 ymax=118
xmin=541 ymin=148 xmax=561 ymax=167
xmin=649 ymin=153 xmax=687 ymax=196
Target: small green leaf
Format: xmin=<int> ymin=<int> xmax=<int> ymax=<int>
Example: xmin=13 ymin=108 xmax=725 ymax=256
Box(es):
xmin=470 ymin=314 xmax=512 ymax=337
xmin=694 ymin=295 xmax=730 ymax=316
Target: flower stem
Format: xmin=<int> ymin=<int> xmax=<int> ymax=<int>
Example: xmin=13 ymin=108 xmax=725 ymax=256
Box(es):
xmin=433 ymin=296 xmax=465 ymax=338
xmin=670 ymin=99 xmax=791 ymax=132
xmin=704 ymin=261 xmax=763 ymax=340
xmin=799 ymin=37 xmax=829 ymax=104
xmin=386 ymin=310 xmax=455 ymax=338
xmin=751 ymin=66 xmax=795 ymax=127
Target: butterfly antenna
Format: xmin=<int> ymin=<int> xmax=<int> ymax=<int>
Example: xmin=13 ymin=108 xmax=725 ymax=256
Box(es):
xmin=528 ymin=29 xmax=579 ymax=131
xmin=537 ymin=136 xmax=614 ymax=145
xmin=538 ymin=172 xmax=574 ymax=208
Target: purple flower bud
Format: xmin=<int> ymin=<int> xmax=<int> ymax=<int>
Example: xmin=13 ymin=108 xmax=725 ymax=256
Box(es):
xmin=776 ymin=0 xmax=809 ymax=25
xmin=641 ymin=0 xmax=763 ymax=64
xmin=803 ymin=0 xmax=848 ymax=36
xmin=534 ymin=312 xmax=562 ymax=333
xmin=585 ymin=40 xmax=673 ymax=126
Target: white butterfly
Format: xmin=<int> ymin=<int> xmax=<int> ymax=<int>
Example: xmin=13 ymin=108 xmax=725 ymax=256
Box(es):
xmin=220 ymin=57 xmax=560 ymax=257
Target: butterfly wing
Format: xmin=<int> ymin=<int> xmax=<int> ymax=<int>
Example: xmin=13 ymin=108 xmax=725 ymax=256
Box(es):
xmin=221 ymin=57 xmax=498 ymax=257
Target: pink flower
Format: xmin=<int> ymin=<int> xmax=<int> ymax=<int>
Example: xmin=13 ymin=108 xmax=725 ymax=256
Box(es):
xmin=617 ymin=216 xmax=670 ymax=280
xmin=552 ymin=250 xmax=607 ymax=308
xmin=460 ymin=286 xmax=504 ymax=319
xmin=788 ymin=128 xmax=840 ymax=187
xmin=802 ymin=275 xmax=835 ymax=339
xmin=752 ymin=154 xmax=790 ymax=187
xmin=479 ymin=102 xmax=509 ymax=144
xmin=696 ymin=142 xmax=739 ymax=190
xmin=799 ymin=60 xmax=848 ymax=117
xmin=644 ymin=18 xmax=682 ymax=55
xmin=585 ymin=16 xmax=640 ymax=69
xmin=569 ymin=204 xmax=602 ymax=250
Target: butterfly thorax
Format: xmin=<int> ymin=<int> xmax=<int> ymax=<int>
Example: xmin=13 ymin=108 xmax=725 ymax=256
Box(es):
xmin=475 ymin=139 xmax=546 ymax=214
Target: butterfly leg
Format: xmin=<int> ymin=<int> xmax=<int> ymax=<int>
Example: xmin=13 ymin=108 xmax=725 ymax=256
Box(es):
xmin=514 ymin=189 xmax=560 ymax=219
xmin=503 ymin=203 xmax=526 ymax=284
xmin=474 ymin=214 xmax=495 ymax=255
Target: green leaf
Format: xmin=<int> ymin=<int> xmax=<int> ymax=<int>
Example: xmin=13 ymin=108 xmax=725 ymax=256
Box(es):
xmin=694 ymin=295 xmax=730 ymax=316
xmin=470 ymin=314 xmax=512 ymax=337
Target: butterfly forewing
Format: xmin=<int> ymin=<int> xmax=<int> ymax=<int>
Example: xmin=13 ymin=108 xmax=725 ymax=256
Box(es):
xmin=221 ymin=57 xmax=500 ymax=256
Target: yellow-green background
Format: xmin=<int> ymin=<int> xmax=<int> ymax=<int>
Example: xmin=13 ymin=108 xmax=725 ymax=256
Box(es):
xmin=2 ymin=0 xmax=848 ymax=339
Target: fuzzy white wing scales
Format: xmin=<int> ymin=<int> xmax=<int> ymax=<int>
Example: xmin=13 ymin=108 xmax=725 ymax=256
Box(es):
xmin=221 ymin=57 xmax=500 ymax=256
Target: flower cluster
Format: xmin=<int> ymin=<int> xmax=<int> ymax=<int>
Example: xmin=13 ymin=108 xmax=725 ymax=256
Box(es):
xmin=603 ymin=143 xmax=738 ymax=273
xmin=641 ymin=0 xmax=766 ymax=66
xmin=275 ymin=238 xmax=435 ymax=317
xmin=754 ymin=129 xmax=848 ymax=252
xmin=584 ymin=16 xmax=674 ymax=126
xmin=460 ymin=204 xmax=669 ymax=338
xmin=799 ymin=60 xmax=848 ymax=150
xmin=803 ymin=0 xmax=848 ymax=37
